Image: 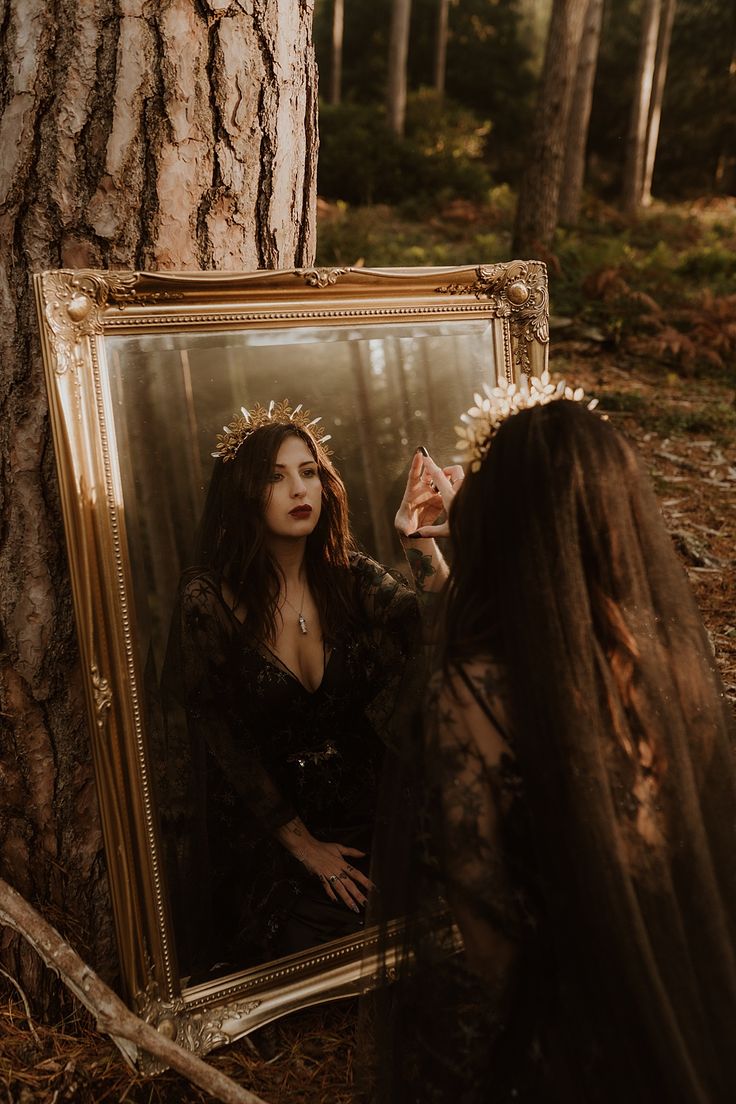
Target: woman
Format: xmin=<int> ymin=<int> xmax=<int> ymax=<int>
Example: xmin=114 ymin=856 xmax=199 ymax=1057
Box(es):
xmin=380 ymin=379 xmax=736 ymax=1102
xmin=161 ymin=400 xmax=444 ymax=980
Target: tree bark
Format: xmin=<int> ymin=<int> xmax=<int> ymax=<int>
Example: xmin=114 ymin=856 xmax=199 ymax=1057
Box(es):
xmin=330 ymin=0 xmax=345 ymax=105
xmin=434 ymin=0 xmax=450 ymax=98
xmin=387 ymin=0 xmax=413 ymax=136
xmin=0 ymin=0 xmax=317 ymax=1015
xmin=641 ymin=0 xmax=677 ymax=206
xmin=622 ymin=0 xmax=663 ymax=213
xmin=714 ymin=13 xmax=736 ymax=193
xmin=558 ymin=0 xmax=605 ymax=227
xmin=512 ymin=0 xmax=588 ymax=256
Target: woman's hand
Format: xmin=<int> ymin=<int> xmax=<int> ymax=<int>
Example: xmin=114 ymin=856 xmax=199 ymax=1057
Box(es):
xmin=297 ymin=838 xmax=375 ymax=912
xmin=395 ymin=448 xmax=464 ymax=540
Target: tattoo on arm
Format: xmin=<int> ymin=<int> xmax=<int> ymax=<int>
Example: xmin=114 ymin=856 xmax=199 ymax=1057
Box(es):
xmin=276 ymin=817 xmax=311 ymax=858
xmin=406 ymin=548 xmax=437 ymax=594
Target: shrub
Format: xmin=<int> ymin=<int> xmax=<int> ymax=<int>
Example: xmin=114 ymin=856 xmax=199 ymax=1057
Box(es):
xmin=318 ymin=94 xmax=492 ymax=206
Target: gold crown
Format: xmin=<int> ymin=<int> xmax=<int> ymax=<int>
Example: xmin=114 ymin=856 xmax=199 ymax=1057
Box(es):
xmin=455 ymin=371 xmax=602 ymax=471
xmin=212 ymin=399 xmax=333 ymax=463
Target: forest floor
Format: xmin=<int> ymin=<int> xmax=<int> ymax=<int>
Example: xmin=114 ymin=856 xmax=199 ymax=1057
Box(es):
xmin=1 ymin=198 xmax=735 ymax=1103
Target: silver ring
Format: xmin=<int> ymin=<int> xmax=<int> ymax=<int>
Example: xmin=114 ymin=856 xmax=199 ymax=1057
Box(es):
xmin=328 ymin=874 xmax=338 ymax=884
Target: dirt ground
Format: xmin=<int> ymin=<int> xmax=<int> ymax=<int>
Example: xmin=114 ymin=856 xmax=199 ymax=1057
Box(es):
xmin=1 ymin=350 xmax=734 ymax=1104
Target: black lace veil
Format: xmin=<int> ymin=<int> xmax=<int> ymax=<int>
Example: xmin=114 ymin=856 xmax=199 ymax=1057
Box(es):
xmin=370 ymin=401 xmax=736 ymax=1103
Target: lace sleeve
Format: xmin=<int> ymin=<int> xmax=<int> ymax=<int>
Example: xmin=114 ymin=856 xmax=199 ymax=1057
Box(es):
xmin=426 ymin=662 xmax=522 ymax=984
xmin=350 ymin=552 xmax=420 ymax=638
xmin=350 ymin=553 xmax=422 ymax=743
xmin=166 ymin=572 xmax=296 ymax=833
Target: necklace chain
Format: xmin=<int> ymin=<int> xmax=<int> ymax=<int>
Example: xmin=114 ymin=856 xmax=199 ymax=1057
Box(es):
xmin=282 ymin=585 xmax=308 ymax=635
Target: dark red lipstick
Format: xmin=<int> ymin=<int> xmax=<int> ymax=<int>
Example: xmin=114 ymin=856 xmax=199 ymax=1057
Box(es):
xmin=289 ymin=505 xmax=312 ymax=517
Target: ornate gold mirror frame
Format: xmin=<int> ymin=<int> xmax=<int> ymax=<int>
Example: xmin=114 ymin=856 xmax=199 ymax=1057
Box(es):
xmin=33 ymin=264 xmax=548 ymax=1063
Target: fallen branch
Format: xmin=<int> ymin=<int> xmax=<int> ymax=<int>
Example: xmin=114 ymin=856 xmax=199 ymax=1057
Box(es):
xmin=0 ymin=878 xmax=268 ymax=1104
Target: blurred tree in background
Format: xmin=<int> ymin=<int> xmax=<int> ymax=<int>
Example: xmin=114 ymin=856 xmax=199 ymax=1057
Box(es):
xmin=588 ymin=0 xmax=735 ymax=200
xmin=315 ymin=0 xmax=536 ymax=203
xmin=314 ymin=0 xmax=735 ymax=214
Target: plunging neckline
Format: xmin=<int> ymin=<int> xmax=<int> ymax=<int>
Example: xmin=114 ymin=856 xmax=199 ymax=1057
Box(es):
xmin=211 ymin=575 xmax=333 ymax=695
xmin=260 ymin=639 xmax=334 ymax=697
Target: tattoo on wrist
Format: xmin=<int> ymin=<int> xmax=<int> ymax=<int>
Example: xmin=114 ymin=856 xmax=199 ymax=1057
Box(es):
xmin=405 ymin=548 xmax=436 ymax=593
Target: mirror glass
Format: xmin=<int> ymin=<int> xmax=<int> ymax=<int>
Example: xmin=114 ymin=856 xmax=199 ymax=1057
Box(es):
xmin=104 ymin=318 xmax=499 ymax=985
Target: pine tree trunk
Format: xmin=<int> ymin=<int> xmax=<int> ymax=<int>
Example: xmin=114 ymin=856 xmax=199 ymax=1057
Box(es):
xmin=330 ymin=0 xmax=345 ymax=106
xmin=434 ymin=0 xmax=450 ymax=98
xmin=0 ymin=0 xmax=317 ymax=1015
xmin=640 ymin=0 xmax=676 ymax=206
xmin=558 ymin=0 xmax=605 ymax=227
xmin=714 ymin=22 xmax=736 ymax=193
xmin=512 ymin=0 xmax=588 ymax=256
xmin=387 ymin=0 xmax=413 ymax=136
xmin=622 ymin=0 xmax=663 ymax=213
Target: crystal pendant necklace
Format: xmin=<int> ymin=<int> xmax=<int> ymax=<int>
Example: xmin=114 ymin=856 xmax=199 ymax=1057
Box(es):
xmin=283 ymin=585 xmax=308 ymax=634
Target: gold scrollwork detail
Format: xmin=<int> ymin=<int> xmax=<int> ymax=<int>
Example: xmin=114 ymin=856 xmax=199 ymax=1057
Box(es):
xmin=176 ymin=997 xmax=264 ymax=1056
xmin=42 ymin=272 xmax=127 ymax=379
xmin=42 ymin=272 xmax=107 ymax=378
xmin=436 ymin=261 xmax=549 ymax=376
xmin=135 ymin=978 xmax=263 ymax=1060
xmin=41 ymin=270 xmax=183 ymax=377
xmin=90 ymin=664 xmax=113 ymax=729
xmin=298 ymin=267 xmax=348 ymax=289
xmin=134 ymin=983 xmax=188 ymax=1072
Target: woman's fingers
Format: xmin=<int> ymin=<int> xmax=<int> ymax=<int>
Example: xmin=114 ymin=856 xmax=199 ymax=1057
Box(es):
xmin=396 ymin=448 xmax=462 ymax=537
xmin=410 ymin=520 xmax=450 ymax=539
xmin=443 ymin=464 xmax=465 ymax=489
xmin=336 ymin=876 xmax=367 ymax=912
xmin=320 ymin=871 xmax=366 ymax=912
xmin=344 ymin=865 xmax=375 ymax=892
xmin=318 ymin=845 xmax=375 ymax=908
xmin=320 ymin=875 xmax=338 ymax=903
xmin=401 ymin=451 xmax=425 ymax=501
xmin=421 ymin=454 xmax=455 ymax=499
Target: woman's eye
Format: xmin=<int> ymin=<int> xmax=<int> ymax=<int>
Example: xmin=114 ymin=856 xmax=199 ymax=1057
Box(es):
xmin=267 ymin=472 xmax=283 ymax=482
xmin=302 ymin=468 xmax=318 ymax=478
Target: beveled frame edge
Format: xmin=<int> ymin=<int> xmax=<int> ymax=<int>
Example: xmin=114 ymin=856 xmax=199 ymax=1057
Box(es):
xmin=33 ymin=264 xmax=548 ymax=1060
xmin=33 ymin=275 xmax=176 ymax=1013
xmin=135 ymin=916 xmax=434 ymax=1067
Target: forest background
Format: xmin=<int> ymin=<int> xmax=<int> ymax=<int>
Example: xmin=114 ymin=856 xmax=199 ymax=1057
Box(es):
xmin=1 ymin=0 xmax=735 ymax=1101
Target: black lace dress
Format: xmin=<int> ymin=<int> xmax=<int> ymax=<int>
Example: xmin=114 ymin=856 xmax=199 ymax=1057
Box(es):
xmin=159 ymin=552 xmax=419 ymax=981
xmin=374 ymin=655 xmax=736 ymax=1103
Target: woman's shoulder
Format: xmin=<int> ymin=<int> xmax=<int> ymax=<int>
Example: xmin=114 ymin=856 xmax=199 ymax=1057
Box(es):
xmin=429 ymin=657 xmax=513 ymax=761
xmin=177 ymin=568 xmax=232 ymax=621
xmin=430 ymin=655 xmax=508 ymax=696
xmin=179 ymin=566 xmax=218 ymax=598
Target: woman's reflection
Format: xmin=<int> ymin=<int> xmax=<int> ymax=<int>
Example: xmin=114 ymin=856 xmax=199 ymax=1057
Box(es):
xmin=160 ymin=401 xmax=425 ymax=982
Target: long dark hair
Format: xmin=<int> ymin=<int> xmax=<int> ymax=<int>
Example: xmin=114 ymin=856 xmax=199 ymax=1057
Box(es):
xmin=441 ymin=400 xmax=736 ymax=1099
xmin=194 ymin=422 xmax=358 ymax=645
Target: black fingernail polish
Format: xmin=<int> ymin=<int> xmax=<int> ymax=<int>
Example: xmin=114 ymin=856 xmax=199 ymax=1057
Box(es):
xmin=416 ymin=445 xmax=428 ymax=456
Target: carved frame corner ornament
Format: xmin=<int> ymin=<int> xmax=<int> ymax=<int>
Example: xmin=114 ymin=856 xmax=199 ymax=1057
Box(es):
xmin=297 ymin=266 xmax=348 ymax=288
xmin=33 ymin=262 xmax=548 ymax=1069
xmin=436 ymin=261 xmax=549 ymax=376
xmin=39 ymin=269 xmax=187 ymax=377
